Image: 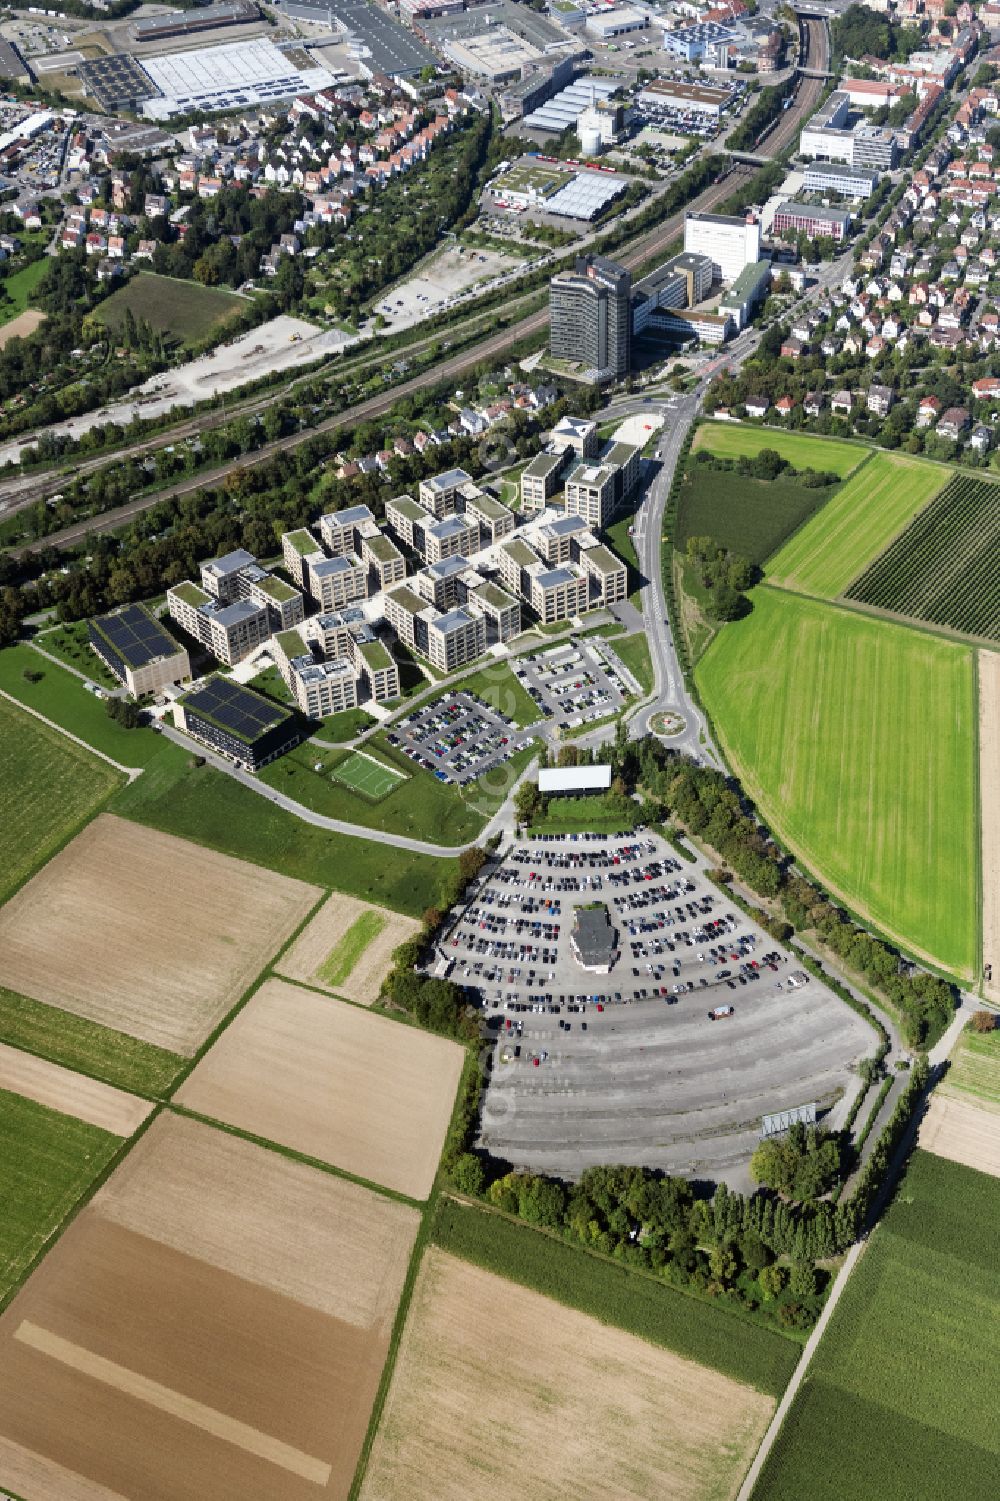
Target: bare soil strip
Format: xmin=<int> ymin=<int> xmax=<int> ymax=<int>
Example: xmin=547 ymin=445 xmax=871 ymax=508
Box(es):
xmin=0 ymin=815 xmax=321 ymax=1054
xmin=14 ymin=1322 xmax=331 ymax=1485
xmin=360 ymin=1248 xmax=774 ymax=1501
xmin=981 ymin=652 xmax=1000 ymax=1003
xmin=0 ymin=1437 xmax=131 ymax=1501
xmin=919 ymin=1093 xmax=1000 ymax=1179
xmin=276 ymin=893 xmax=419 ymax=1007
xmin=94 ymin=1114 xmax=419 ymax=1330
xmin=0 ymin=1043 xmax=152 ymax=1136
xmin=175 ymin=978 xmax=464 ymax=1200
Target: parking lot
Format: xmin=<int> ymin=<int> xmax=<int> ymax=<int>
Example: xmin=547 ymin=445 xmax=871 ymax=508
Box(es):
xmin=444 ymin=832 xmax=874 ymax=1189
xmin=369 ymin=244 xmax=518 ymax=333
xmin=388 ymin=689 xmax=534 ymax=785
xmin=514 ymin=639 xmax=629 ymax=729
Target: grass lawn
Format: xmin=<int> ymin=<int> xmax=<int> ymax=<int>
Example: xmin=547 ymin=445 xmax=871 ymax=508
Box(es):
xmin=316 ymin=705 xmax=376 ymax=741
xmin=432 ymin=1199 xmax=799 ymax=1397
xmin=692 ymin=422 xmax=866 ymax=478
xmin=696 ymin=588 xmax=977 ymax=980
xmin=0 ymin=645 xmax=185 ymax=770
xmin=0 ymin=697 xmax=121 ymax=906
xmin=93 ymin=271 xmax=245 ymax=347
xmin=766 ymin=452 xmax=948 ymax=599
xmin=119 ymin=760 xmax=451 ymax=916
xmin=318 ymin=910 xmax=388 ymax=987
xmin=0 ymin=1090 xmax=120 ymax=1307
xmin=610 ymin=631 xmax=653 ymax=694
xmin=261 ymin=736 xmax=531 ymax=845
xmin=673 ymin=551 xmax=718 ymax=665
xmin=753 ymin=1150 xmax=1000 ymax=1500
xmin=34 ymin=620 xmax=119 ymax=689
xmin=531 ymin=792 xmax=642 ymax=835
xmin=605 ymin=513 xmax=643 ymax=605
xmin=941 ymin=1026 xmax=1000 ymax=1109
xmin=0 ymin=259 xmax=48 ymax=324
xmin=331 ymin=750 xmax=406 ymax=799
xmin=0 ymin=987 xmax=183 ymax=1097
xmin=460 ymin=662 xmax=546 ymax=727
xmin=247 ymin=663 xmax=295 ymax=707
xmin=674 ymin=465 xmax=836 ymax=567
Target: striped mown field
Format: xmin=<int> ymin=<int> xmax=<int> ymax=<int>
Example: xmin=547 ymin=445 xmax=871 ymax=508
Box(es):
xmin=696 ymin=588 xmax=977 ymax=979
xmin=765 ymin=452 xmax=947 ymax=599
xmin=691 ymin=423 xmax=866 ymax=478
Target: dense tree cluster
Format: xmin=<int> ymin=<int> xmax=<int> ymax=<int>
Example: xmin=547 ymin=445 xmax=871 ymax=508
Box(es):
xmin=692 ymin=447 xmax=839 ymax=489
xmin=832 ymin=3 xmax=925 ymax=62
xmin=750 ymin=1123 xmax=843 ymax=1200
xmin=685 ymin=536 xmax=754 ymax=621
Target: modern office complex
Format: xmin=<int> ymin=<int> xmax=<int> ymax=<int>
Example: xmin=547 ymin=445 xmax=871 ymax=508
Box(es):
xmin=88 ymin=603 xmax=192 ymax=698
xmin=199 ymin=547 xmax=305 ymax=633
xmin=772 ymin=201 xmax=852 ymax=243
xmin=802 ymin=161 xmax=880 ymax=200
xmin=683 ymin=212 xmax=761 ymax=284
xmin=174 ymin=676 xmax=299 ymax=770
xmin=166 ymin=581 xmax=271 ymax=667
xmin=549 ymin=255 xmax=632 ymax=379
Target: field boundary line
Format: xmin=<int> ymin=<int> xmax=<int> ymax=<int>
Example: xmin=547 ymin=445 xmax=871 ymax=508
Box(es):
xmin=0 ymin=689 xmax=141 ymax=782
xmin=351 ymin=746 xmax=409 ymax=777
xmin=735 ymin=1238 xmax=866 ymax=1501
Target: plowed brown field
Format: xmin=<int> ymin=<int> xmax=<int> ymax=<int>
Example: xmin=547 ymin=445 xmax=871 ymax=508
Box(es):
xmin=359 ymin=1249 xmax=774 ymax=1501
xmin=0 ymin=815 xmax=320 ymax=1054
xmin=0 ymin=1043 xmax=152 ymax=1136
xmin=276 ymin=894 xmax=419 ymax=1006
xmin=919 ymin=1093 xmax=1000 ymax=1179
xmin=0 ymin=1114 xmax=419 ymax=1501
xmin=175 ymin=978 xmax=464 ymax=1199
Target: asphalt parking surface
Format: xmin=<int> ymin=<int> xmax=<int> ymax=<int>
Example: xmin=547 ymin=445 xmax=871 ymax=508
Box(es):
xmin=389 ymin=689 xmax=535 ymax=785
xmin=448 ymin=832 xmax=874 ymax=1189
xmin=514 ymin=640 xmax=626 ymax=729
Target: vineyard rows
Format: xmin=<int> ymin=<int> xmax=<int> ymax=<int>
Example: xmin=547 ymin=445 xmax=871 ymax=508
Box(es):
xmin=847 ymin=474 xmax=1000 ymax=643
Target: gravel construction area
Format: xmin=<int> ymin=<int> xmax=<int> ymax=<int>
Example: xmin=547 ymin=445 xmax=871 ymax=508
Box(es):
xmin=0 ymin=1043 xmax=152 ymax=1137
xmin=0 ymin=1114 xmax=419 ymax=1501
xmin=175 ymin=979 xmax=465 ymax=1199
xmin=360 ymin=1247 xmax=774 ymax=1501
xmin=276 ymin=893 xmax=420 ymax=1006
xmin=0 ymin=815 xmax=321 ymax=1056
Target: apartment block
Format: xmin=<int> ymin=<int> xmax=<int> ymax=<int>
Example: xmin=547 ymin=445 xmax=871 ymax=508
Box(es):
xmin=306 ymin=555 xmax=369 ymax=612
xmin=413 ymin=554 xmax=471 ymax=611
xmin=199 ymin=546 xmax=305 ymax=633
xmin=385 ymin=493 xmax=429 ymax=549
xmin=385 ymin=583 xmax=487 ymax=674
xmin=319 ymin=503 xmax=377 ymax=557
xmin=359 ymin=530 xmax=406 ymax=591
xmin=282 ymin=527 xmax=325 ymax=588
xmin=563 ymin=461 xmax=620 ymax=529
xmin=528 ymin=563 xmax=589 ymax=624
xmin=418 ymin=467 xmax=475 ymax=518
xmin=462 ymin=489 xmax=515 ymax=547
xmin=299 ymin=609 xmax=400 ymax=703
xmin=166 ymin=581 xmax=270 ymax=666
xmin=530 ymin=513 xmax=593 ymax=566
xmin=421 ymin=513 xmax=479 ymax=565
xmin=550 ymin=414 xmax=599 ymax=458
xmin=468 ymin=578 xmax=521 ymax=642
xmin=520 ymin=450 xmax=566 ymax=509
xmin=274 ymin=629 xmax=360 ymax=718
xmin=580 ymin=543 xmax=627 ymax=605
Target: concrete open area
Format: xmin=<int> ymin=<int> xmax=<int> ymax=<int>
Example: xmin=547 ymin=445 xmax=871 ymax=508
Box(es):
xmin=388 ymin=689 xmax=534 ymax=787
xmin=0 ymin=814 xmax=321 ymax=1055
xmin=175 ymin=978 xmax=465 ymax=1198
xmin=0 ymin=1113 xmax=418 ymax=1501
xmin=457 ymin=833 xmax=874 ymax=1189
xmin=371 ymin=244 xmax=519 ymax=333
xmin=276 ymin=893 xmax=420 ymax=1006
xmin=514 ymin=637 xmax=631 ymax=728
xmin=360 ymin=1246 xmax=774 ymax=1501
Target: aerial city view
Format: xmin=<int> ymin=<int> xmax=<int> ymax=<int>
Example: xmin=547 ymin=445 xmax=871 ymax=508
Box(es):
xmin=0 ymin=0 xmax=997 ymax=1494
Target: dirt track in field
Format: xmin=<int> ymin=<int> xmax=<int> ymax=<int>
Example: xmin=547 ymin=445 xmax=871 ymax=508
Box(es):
xmin=980 ymin=652 xmax=1000 ymax=1003
xmin=0 ymin=1043 xmax=153 ymax=1136
xmin=175 ymin=978 xmax=464 ymax=1199
xmin=0 ymin=1114 xmax=418 ymax=1501
xmin=0 ymin=815 xmax=321 ymax=1054
xmin=359 ymin=1249 xmax=774 ymax=1501
xmin=276 ymin=894 xmax=419 ymax=1006
xmin=919 ymin=1093 xmax=1000 ymax=1179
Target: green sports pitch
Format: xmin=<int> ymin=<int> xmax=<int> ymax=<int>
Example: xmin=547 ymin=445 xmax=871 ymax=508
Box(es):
xmin=331 ymin=752 xmax=406 ymax=800
xmin=695 ymin=587 xmax=977 ymax=980
xmin=765 ymin=451 xmax=947 ymax=599
xmin=692 ymin=423 xmax=866 ymax=478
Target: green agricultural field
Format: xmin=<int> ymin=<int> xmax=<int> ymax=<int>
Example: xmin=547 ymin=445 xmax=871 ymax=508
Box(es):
xmin=609 ymin=632 xmax=653 ymax=694
xmin=0 ymin=987 xmax=183 ymax=1097
xmin=0 ymin=698 xmax=121 ymax=905
xmin=753 ymin=1150 xmax=1000 ymax=1501
xmin=93 ymin=272 xmax=245 ymax=347
xmin=766 ymin=452 xmax=947 ymax=599
xmin=674 ymin=465 xmax=834 ymax=568
xmin=432 ymin=1199 xmax=799 ymax=1397
xmin=0 ymin=1090 xmax=120 ymax=1306
xmin=941 ymin=1026 xmax=1000 ymax=1110
xmin=0 ymin=259 xmax=48 ymax=325
xmin=460 ymin=663 xmax=546 ymax=726
xmin=696 ymin=589 xmax=977 ymax=979
xmin=318 ymin=910 xmax=388 ymax=987
xmin=120 ymin=760 xmax=451 ymax=917
xmin=692 ymin=423 xmax=865 ymax=478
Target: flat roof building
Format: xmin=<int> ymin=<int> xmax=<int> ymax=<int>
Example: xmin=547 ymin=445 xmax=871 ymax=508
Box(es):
xmin=569 ymin=901 xmax=616 ymax=972
xmin=174 ymin=676 xmax=299 ymax=769
xmin=166 ymin=582 xmax=270 ymax=666
xmin=683 ymin=212 xmax=761 ymax=285
xmin=88 ymin=603 xmax=191 ymax=699
xmin=802 ymin=161 xmax=880 ymax=199
xmin=549 ymin=255 xmax=631 ymax=380
xmin=772 ymin=201 xmax=851 ymax=243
